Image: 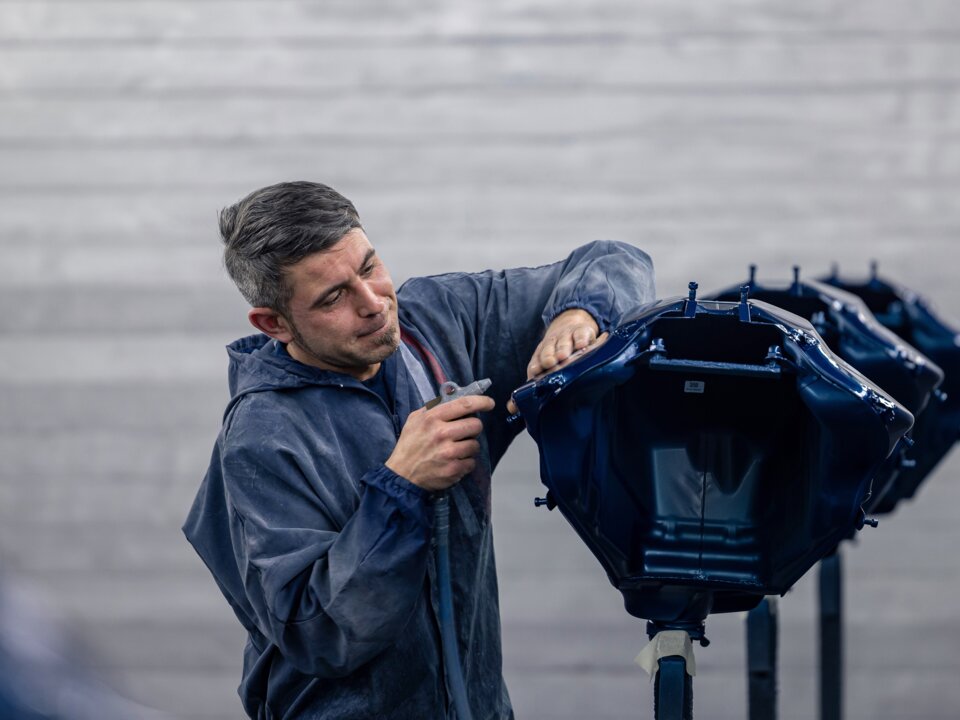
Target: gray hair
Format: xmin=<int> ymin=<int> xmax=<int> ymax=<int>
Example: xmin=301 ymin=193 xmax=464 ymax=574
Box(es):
xmin=219 ymin=181 xmax=363 ymax=312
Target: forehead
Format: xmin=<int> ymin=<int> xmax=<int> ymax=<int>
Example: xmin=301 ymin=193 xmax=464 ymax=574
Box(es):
xmin=286 ymin=229 xmax=372 ymax=287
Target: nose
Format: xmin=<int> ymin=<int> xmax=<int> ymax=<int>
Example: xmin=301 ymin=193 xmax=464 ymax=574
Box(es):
xmin=356 ymin=280 xmax=386 ymax=316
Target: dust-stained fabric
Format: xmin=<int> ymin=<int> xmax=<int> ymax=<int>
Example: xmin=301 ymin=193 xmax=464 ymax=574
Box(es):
xmin=183 ymin=241 xmax=655 ymax=719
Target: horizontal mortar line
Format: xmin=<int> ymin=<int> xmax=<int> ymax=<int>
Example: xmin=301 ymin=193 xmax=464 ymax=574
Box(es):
xmin=75 ymin=619 xmax=241 ymax=632
xmin=3 ymin=564 xmax=220 ymax=577
xmin=6 ymin=218 xmax=960 ymax=233
xmin=6 ymin=221 xmax=960 ymax=235
xmin=6 ymin=224 xmax=960 ymax=239
xmin=0 ymin=329 xmax=246 ymax=338
xmin=1 ymin=426 xmax=218 ymax=438
xmin=0 ymin=522 xmax=201 ymax=534
xmin=6 ymin=222 xmax=960 ymax=237
xmin=0 ymin=380 xmax=224 ymax=390
xmin=1 ymin=128 xmax=951 ymax=148
xmin=0 ymin=0 xmax=383 ymax=3
xmin=79 ymin=661 xmax=242 ymax=674
xmin=5 ymin=567 xmax=219 ymax=580
xmin=0 ymin=0 xmax=395 ymax=3
xmin=3 ymin=79 xmax=960 ymax=100
xmin=0 ymin=131 xmax=737 ymax=149
xmin=0 ymin=176 xmax=960 ymax=190
xmin=1 ymin=490 xmax=207 ymax=500
xmin=0 ymin=131 xmax=622 ymax=147
xmin=2 ymin=31 xmax=960 ymax=48
xmin=4 ymin=179 xmax=960 ymax=194
xmin=502 ymin=662 xmax=645 ymax=676
xmin=3 ymin=566 xmax=194 ymax=583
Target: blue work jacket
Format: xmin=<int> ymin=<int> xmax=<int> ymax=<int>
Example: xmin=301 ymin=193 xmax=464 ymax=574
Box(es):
xmin=183 ymin=241 xmax=655 ymax=719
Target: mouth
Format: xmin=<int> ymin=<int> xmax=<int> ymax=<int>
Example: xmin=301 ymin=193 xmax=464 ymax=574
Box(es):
xmin=357 ymin=318 xmax=389 ymax=339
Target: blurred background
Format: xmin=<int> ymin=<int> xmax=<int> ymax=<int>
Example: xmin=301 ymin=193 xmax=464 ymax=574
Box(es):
xmin=2 ymin=1 xmax=959 ymax=718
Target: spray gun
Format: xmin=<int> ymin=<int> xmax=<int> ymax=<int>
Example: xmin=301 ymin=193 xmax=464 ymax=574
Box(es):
xmin=426 ymin=379 xmax=493 ymax=409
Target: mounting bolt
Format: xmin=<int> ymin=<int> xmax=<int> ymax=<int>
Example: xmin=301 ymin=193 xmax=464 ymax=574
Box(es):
xmin=688 ymin=281 xmax=699 ymax=302
xmin=534 ymin=493 xmax=556 ymax=510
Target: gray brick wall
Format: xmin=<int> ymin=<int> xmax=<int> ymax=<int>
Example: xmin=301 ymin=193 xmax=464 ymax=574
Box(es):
xmin=2 ymin=2 xmax=959 ymax=718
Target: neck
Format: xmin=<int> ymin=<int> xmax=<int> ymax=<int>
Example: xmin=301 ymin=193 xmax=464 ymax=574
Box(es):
xmin=286 ymin=342 xmax=381 ymax=381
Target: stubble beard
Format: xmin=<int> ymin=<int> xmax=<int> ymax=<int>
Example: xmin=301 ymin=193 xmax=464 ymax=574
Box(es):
xmin=289 ymin=318 xmax=400 ymax=374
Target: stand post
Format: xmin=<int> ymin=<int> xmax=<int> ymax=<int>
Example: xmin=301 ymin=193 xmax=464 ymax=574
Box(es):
xmin=644 ymin=621 xmax=704 ymax=720
xmin=746 ymin=596 xmax=778 ymax=720
xmin=654 ymin=655 xmax=692 ymax=720
xmin=819 ymin=550 xmax=843 ymax=720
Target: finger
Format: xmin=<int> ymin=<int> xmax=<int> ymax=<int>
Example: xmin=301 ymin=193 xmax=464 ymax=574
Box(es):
xmin=506 ymin=397 xmax=518 ymax=415
xmin=451 ymin=438 xmax=481 ymax=459
xmin=571 ymin=325 xmax=597 ymax=350
xmin=431 ymin=393 xmax=495 ymax=420
xmin=553 ymin=334 xmax=574 ymax=361
xmin=535 ymin=330 xmax=612 ymax=378
xmin=590 ymin=331 xmax=610 ymax=347
xmin=452 ymin=457 xmax=477 ymax=478
xmin=527 ymin=357 xmax=542 ymax=380
xmin=440 ymin=417 xmax=484 ymax=442
xmin=527 ymin=343 xmax=546 ymax=379
xmin=566 ymin=330 xmax=610 ymax=361
xmin=538 ymin=341 xmax=559 ymax=368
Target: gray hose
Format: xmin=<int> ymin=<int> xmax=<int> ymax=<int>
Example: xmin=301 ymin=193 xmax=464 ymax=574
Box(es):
xmin=434 ymin=493 xmax=474 ymax=720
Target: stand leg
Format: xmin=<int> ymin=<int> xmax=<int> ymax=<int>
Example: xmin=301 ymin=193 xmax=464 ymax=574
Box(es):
xmin=654 ymin=656 xmax=692 ymax=720
xmin=747 ymin=596 xmax=778 ymax=720
xmin=819 ymin=551 xmax=843 ymax=720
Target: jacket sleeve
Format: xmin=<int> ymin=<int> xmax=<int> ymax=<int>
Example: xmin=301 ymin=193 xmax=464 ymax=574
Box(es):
xmin=220 ymin=403 xmax=434 ymax=679
xmin=399 ymin=240 xmax=656 ymax=465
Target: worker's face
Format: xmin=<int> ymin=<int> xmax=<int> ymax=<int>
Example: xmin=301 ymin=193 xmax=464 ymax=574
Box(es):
xmin=252 ymin=229 xmax=400 ymax=380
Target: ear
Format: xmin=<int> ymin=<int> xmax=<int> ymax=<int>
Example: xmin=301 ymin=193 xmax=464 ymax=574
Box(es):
xmin=248 ymin=307 xmax=295 ymax=344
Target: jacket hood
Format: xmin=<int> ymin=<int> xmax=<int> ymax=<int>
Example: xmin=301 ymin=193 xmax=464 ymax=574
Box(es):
xmin=223 ymin=334 xmax=354 ymax=418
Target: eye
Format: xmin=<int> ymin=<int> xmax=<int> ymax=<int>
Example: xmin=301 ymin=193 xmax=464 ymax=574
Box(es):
xmin=361 ymin=262 xmax=376 ymax=277
xmin=323 ymin=289 xmax=344 ymax=307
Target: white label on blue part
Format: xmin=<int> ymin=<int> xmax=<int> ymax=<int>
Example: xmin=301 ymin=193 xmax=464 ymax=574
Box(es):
xmin=684 ymin=380 xmax=705 ymax=394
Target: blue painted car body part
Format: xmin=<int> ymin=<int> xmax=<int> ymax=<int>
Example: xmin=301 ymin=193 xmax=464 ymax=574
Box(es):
xmin=709 ymin=272 xmax=943 ymax=515
xmin=511 ymin=293 xmax=912 ymax=625
xmin=822 ymin=266 xmax=960 ymax=512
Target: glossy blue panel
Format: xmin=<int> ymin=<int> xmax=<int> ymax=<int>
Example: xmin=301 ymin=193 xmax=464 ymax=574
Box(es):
xmin=710 ymin=275 xmax=943 ymax=514
xmin=512 ymin=296 xmax=911 ymax=624
xmin=821 ymin=270 xmax=960 ymax=511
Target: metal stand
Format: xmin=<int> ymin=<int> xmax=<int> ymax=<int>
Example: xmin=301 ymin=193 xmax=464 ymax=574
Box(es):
xmin=646 ymin=621 xmax=705 ymax=720
xmin=654 ymin=655 xmax=693 ymax=720
xmin=819 ymin=550 xmax=843 ymax=720
xmin=746 ymin=596 xmax=778 ymax=720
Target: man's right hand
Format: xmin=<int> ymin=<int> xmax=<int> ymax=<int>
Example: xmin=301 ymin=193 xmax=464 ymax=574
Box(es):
xmin=385 ymin=394 xmax=495 ymax=492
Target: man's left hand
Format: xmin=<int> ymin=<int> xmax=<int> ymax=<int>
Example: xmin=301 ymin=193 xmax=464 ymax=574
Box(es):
xmin=506 ymin=308 xmax=609 ymax=415
xmin=526 ymin=308 xmax=605 ymax=380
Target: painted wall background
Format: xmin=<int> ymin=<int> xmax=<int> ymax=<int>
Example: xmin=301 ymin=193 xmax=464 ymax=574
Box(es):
xmin=2 ymin=2 xmax=959 ymax=718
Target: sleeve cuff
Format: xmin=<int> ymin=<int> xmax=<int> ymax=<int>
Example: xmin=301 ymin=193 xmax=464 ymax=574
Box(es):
xmin=543 ymin=301 xmax=613 ymax=334
xmin=360 ymin=464 xmax=434 ymax=529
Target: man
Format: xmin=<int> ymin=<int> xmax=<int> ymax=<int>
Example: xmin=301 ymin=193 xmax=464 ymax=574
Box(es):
xmin=183 ymin=181 xmax=655 ymax=719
